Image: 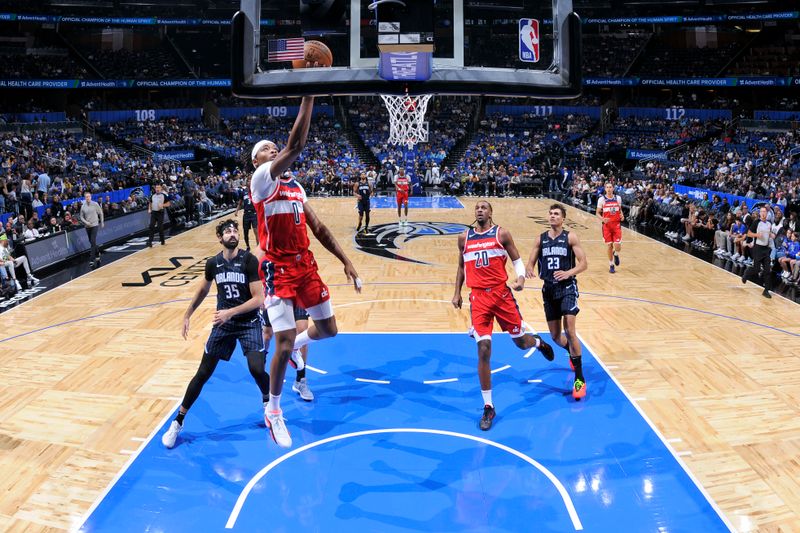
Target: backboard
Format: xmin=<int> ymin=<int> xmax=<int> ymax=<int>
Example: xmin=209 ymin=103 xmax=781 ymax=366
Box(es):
xmin=232 ymin=0 xmax=581 ymax=99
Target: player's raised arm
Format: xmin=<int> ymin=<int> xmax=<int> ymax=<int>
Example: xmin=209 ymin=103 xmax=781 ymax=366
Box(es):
xmin=498 ymin=227 xmax=526 ymax=291
xmin=304 ymin=202 xmax=362 ymax=292
xmin=525 ymin=233 xmax=542 ymax=279
xmin=452 ymin=232 xmax=466 ymax=309
xmin=271 ymin=96 xmax=315 ymax=177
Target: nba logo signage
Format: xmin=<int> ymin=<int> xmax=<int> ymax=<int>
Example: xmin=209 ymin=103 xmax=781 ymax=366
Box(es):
xmin=518 ymin=18 xmax=540 ymax=63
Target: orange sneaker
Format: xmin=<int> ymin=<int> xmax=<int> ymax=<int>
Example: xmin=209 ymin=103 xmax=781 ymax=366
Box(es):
xmin=572 ymin=379 xmax=586 ymax=400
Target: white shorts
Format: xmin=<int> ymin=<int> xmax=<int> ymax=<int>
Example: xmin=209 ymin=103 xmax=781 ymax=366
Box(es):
xmin=266 ymin=298 xmax=334 ymax=332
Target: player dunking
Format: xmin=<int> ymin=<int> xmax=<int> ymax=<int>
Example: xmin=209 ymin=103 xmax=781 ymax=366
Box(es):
xmin=395 ymin=167 xmax=410 ymax=226
xmin=161 ymin=220 xmax=267 ymax=448
xmin=235 ymin=191 xmax=258 ymax=251
xmin=596 ymin=182 xmax=624 ymax=273
xmin=354 ymin=171 xmax=373 ymax=233
xmin=250 ymin=96 xmax=361 ymax=448
xmin=527 ymin=204 xmax=588 ymax=400
xmin=453 ymin=200 xmax=554 ymax=430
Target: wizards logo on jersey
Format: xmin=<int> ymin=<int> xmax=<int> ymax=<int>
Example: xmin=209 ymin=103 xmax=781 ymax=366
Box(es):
xmin=518 ymin=18 xmax=540 ymax=63
xmin=355 ymin=222 xmax=471 ymax=264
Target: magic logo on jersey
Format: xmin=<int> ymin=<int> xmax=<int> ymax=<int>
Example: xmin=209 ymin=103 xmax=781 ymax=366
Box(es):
xmin=354 ymin=222 xmax=471 ymax=264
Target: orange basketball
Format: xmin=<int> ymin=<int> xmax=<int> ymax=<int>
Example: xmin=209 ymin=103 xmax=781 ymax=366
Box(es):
xmin=292 ymin=40 xmax=333 ymax=69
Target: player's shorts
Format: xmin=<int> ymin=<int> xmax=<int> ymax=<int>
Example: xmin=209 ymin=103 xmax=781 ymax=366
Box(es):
xmin=602 ymin=221 xmax=622 ymax=244
xmin=261 ymin=305 xmax=309 ymax=328
xmin=242 ymin=216 xmax=257 ymax=228
xmin=204 ymin=315 xmax=265 ymax=361
xmin=469 ymin=284 xmax=524 ymax=342
xmin=357 ymin=200 xmax=370 ymax=214
xmin=396 ymin=192 xmax=409 ymax=205
xmin=260 ymin=250 xmax=330 ymax=309
xmin=542 ymin=287 xmax=580 ymax=322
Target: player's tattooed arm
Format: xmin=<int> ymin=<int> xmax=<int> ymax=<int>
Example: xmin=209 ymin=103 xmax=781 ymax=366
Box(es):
xmin=452 ymin=232 xmax=466 ymax=309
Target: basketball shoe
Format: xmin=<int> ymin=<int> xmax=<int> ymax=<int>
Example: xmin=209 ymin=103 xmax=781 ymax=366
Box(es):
xmin=572 ymin=379 xmax=586 ymax=400
xmin=479 ymin=405 xmax=496 ymax=431
xmin=292 ymin=378 xmax=314 ymax=401
xmin=265 ymin=408 xmax=292 ymax=448
xmin=161 ymin=420 xmax=182 ymax=449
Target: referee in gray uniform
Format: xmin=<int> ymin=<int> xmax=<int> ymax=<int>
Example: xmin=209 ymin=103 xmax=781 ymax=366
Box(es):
xmin=79 ymin=191 xmax=104 ymax=267
xmin=147 ymin=183 xmax=171 ymax=247
xmin=742 ymin=205 xmax=774 ymax=299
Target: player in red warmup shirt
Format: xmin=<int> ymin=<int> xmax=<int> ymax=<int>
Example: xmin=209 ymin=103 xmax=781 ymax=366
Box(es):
xmin=395 ymin=168 xmax=410 ymax=226
xmin=596 ymin=181 xmax=624 ymax=273
xmin=250 ymin=95 xmax=362 ymax=448
xmin=452 ymin=200 xmax=554 ymax=431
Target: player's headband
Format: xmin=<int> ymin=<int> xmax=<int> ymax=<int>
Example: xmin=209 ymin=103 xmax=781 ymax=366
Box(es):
xmin=251 ymin=140 xmax=273 ymax=161
xmin=216 ymin=219 xmax=239 ymax=236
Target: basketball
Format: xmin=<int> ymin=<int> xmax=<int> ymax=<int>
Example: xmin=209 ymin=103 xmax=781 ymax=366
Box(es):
xmin=292 ymin=40 xmax=333 ymax=68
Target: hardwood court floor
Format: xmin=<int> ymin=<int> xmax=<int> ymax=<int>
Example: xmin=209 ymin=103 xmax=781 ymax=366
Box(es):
xmin=0 ymin=197 xmax=798 ymax=532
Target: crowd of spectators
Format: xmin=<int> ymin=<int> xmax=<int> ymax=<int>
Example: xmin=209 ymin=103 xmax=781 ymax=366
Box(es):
xmin=582 ymin=33 xmax=650 ymax=77
xmin=78 ymin=46 xmax=190 ymax=79
xmin=633 ymin=39 xmax=744 ymax=78
xmin=727 ymin=42 xmax=800 ymax=77
xmin=0 ymin=51 xmax=88 ymax=79
xmin=602 ymin=116 xmax=714 ymax=151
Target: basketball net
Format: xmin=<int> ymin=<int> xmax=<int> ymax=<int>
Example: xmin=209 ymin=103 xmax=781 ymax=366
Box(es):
xmin=380 ymin=93 xmax=432 ymax=149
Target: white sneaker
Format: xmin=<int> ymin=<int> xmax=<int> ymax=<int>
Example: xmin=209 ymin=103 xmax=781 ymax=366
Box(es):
xmin=682 ymin=234 xmax=692 ymax=241
xmin=292 ymin=378 xmax=314 ymax=401
xmin=14 ymin=280 xmax=22 ymax=291
xmin=731 ymin=253 xmax=740 ymax=261
xmin=28 ymin=276 xmax=39 ymax=286
xmin=289 ymin=349 xmax=305 ymax=371
xmin=265 ymin=408 xmax=292 ymax=448
xmin=161 ymin=420 xmax=182 ymax=449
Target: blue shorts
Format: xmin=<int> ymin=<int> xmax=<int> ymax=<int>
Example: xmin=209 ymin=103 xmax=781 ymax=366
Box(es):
xmin=204 ymin=316 xmax=265 ymax=360
xmin=542 ymin=284 xmax=580 ymax=322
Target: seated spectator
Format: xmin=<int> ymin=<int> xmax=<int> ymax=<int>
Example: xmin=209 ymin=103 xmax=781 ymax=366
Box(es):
xmin=23 ymin=221 xmax=42 ymax=242
xmin=0 ymin=235 xmax=38 ymax=290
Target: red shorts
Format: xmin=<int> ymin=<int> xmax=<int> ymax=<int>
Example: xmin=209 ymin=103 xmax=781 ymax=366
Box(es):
xmin=260 ymin=250 xmax=330 ymax=309
xmin=602 ymin=221 xmax=622 ymax=244
xmin=469 ymin=285 xmax=524 ymax=341
xmin=396 ymin=192 xmax=409 ymax=205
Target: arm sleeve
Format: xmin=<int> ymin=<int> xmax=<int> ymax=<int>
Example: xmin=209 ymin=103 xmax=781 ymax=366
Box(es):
xmin=596 ymin=197 xmax=604 ymax=209
xmin=748 ymin=219 xmax=759 ymax=233
xmin=250 ymin=161 xmax=279 ymax=203
xmin=204 ymin=258 xmax=215 ymax=281
xmin=244 ymin=253 xmax=260 ymax=283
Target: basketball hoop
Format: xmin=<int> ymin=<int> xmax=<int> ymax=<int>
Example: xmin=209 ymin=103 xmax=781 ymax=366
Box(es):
xmin=380 ymin=92 xmax=432 ymax=149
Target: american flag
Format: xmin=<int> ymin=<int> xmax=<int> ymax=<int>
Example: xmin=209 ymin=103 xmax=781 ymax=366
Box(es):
xmin=267 ymin=38 xmax=305 ymax=62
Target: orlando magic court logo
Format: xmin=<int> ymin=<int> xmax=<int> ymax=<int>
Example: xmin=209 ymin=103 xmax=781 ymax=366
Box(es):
xmin=355 ymin=222 xmax=471 ymax=264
